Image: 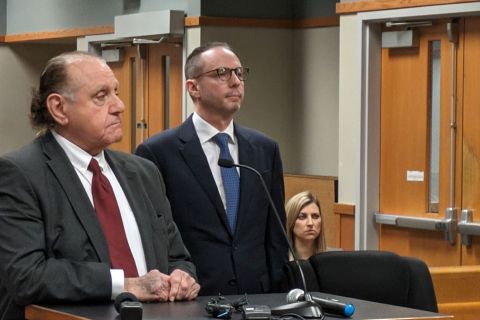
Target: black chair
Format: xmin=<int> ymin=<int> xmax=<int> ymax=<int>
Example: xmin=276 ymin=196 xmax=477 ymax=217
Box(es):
xmin=282 ymin=250 xmax=438 ymax=312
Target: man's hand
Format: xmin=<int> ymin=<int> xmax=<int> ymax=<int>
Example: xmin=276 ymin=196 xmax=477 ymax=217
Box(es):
xmin=124 ymin=269 xmax=200 ymax=302
xmin=168 ymin=269 xmax=201 ymax=301
xmin=125 ymin=269 xmax=171 ymax=302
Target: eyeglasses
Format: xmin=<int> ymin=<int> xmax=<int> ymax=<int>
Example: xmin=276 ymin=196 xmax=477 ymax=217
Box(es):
xmin=193 ymin=67 xmax=249 ymax=81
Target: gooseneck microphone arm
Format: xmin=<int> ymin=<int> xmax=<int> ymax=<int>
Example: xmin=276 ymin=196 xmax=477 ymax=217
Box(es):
xmin=218 ymin=159 xmax=323 ymax=319
xmin=218 ymin=159 xmax=310 ymax=296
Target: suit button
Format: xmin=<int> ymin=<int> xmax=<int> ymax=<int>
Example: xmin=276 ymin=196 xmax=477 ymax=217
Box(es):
xmin=228 ymin=279 xmax=237 ymax=286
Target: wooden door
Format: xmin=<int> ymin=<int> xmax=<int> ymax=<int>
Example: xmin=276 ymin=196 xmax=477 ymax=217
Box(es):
xmin=145 ymin=42 xmax=183 ymax=138
xmin=359 ymin=16 xmax=480 ymax=319
xmin=379 ymin=17 xmax=480 ymax=267
xmin=379 ymin=19 xmax=460 ymax=266
xmin=108 ymin=46 xmax=138 ymax=153
xmin=461 ymin=16 xmax=480 ymax=266
xmin=108 ymin=41 xmax=183 ymax=153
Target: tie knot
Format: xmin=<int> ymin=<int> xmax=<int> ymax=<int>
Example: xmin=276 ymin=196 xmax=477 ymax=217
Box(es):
xmin=88 ymin=158 xmax=102 ymax=175
xmin=213 ymin=133 xmax=230 ymax=149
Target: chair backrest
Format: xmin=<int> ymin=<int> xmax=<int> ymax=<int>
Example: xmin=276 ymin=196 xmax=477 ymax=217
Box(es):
xmin=403 ymin=256 xmax=438 ymax=312
xmin=281 ymin=259 xmax=320 ymax=292
xmin=281 ymin=250 xmax=438 ymax=312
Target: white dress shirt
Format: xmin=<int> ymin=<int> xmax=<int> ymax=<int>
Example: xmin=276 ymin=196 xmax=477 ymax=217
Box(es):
xmin=51 ymin=130 xmax=147 ymax=298
xmin=192 ymin=112 xmax=240 ymax=210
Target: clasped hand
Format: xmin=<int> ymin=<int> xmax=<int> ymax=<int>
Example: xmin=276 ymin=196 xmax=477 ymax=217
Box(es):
xmin=125 ymin=269 xmax=200 ymax=302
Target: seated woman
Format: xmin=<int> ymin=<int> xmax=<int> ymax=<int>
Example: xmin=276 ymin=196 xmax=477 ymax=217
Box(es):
xmin=286 ymin=191 xmax=326 ymax=260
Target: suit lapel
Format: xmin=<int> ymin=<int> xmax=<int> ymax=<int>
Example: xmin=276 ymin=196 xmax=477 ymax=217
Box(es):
xmin=106 ymin=151 xmax=157 ymax=270
xmin=235 ymin=126 xmax=259 ymax=233
xmin=42 ymin=132 xmax=110 ymax=263
xmin=178 ymin=117 xmax=232 ymax=234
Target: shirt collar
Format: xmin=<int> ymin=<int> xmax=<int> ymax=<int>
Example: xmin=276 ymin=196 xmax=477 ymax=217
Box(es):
xmin=192 ymin=112 xmax=236 ymax=144
xmin=51 ymin=130 xmax=107 ymax=173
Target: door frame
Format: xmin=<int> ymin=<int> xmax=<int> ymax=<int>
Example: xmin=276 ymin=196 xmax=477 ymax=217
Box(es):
xmin=343 ymin=3 xmax=480 ymax=250
xmin=77 ymin=10 xmax=187 ymax=127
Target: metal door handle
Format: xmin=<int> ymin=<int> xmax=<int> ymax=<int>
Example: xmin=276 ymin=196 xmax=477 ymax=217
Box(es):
xmin=374 ymin=207 xmax=457 ymax=245
xmin=458 ymin=209 xmax=480 ymax=246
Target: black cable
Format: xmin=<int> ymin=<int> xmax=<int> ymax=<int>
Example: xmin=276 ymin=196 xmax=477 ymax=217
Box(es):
xmin=273 ymin=314 xmax=307 ymax=320
xmin=231 ymin=293 xmax=249 ymax=311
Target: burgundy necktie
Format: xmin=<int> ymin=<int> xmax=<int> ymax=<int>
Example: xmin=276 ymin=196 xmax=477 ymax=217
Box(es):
xmin=88 ymin=158 xmax=138 ymax=277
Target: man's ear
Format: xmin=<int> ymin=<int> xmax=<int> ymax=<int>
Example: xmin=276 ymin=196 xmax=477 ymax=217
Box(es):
xmin=46 ymin=93 xmax=69 ymax=126
xmin=186 ymin=79 xmax=200 ymax=99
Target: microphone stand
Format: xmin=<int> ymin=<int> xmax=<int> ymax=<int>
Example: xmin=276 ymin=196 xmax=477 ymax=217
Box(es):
xmin=218 ymin=159 xmax=324 ymax=319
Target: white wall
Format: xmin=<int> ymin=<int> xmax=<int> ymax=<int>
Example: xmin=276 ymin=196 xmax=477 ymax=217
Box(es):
xmin=5 ymin=0 xmax=199 ymax=34
xmin=0 ymin=43 xmax=74 ymax=155
xmin=337 ymin=14 xmax=358 ymax=204
xmin=186 ymin=26 xmax=297 ymax=172
xmin=292 ymin=27 xmax=339 ymax=176
xmin=185 ymin=25 xmax=339 ymax=176
xmin=2 ymin=25 xmax=341 ymax=178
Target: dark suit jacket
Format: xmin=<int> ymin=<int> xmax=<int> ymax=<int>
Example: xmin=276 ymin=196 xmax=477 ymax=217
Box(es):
xmin=135 ymin=116 xmax=288 ymax=295
xmin=0 ymin=131 xmax=195 ymax=320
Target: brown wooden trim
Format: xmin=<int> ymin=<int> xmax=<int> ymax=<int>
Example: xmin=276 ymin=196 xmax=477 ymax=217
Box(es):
xmin=284 ymin=173 xmax=337 ymax=181
xmin=336 ymin=0 xmax=479 ymax=15
xmin=438 ymin=302 xmax=480 ymax=318
xmin=185 ymin=16 xmax=339 ymax=29
xmin=430 ymin=265 xmax=480 ymax=304
xmin=1 ymin=15 xmax=340 ymax=44
xmin=185 ymin=16 xmax=293 ymax=28
xmin=25 ymin=305 xmax=88 ymax=320
xmin=292 ymin=16 xmax=340 ymax=28
xmin=3 ymin=25 xmax=114 ymax=43
xmin=334 ymin=203 xmax=355 ymax=215
xmin=430 ymin=264 xmax=480 ymax=274
xmin=184 ymin=16 xmax=201 ymax=27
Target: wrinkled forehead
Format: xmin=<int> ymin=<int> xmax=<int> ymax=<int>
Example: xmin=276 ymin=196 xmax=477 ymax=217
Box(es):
xmin=66 ymin=55 xmax=110 ymax=73
xmin=66 ymin=56 xmax=117 ymax=89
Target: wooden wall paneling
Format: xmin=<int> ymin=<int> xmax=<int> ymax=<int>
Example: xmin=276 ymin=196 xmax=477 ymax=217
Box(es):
xmin=334 ymin=203 xmax=355 ymax=250
xmin=430 ymin=265 xmax=480 ymax=319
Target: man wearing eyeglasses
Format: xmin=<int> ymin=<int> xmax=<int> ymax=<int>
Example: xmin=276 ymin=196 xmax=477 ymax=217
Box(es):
xmin=136 ymin=42 xmax=288 ymax=296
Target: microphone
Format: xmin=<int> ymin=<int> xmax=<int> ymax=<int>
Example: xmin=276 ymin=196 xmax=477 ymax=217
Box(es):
xmin=218 ymin=159 xmax=323 ymax=319
xmin=114 ymin=292 xmax=143 ymax=320
xmin=287 ymin=288 xmax=355 ymax=317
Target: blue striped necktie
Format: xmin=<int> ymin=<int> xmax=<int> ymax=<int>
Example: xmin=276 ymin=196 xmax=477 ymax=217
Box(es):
xmin=213 ymin=133 xmax=240 ymax=232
